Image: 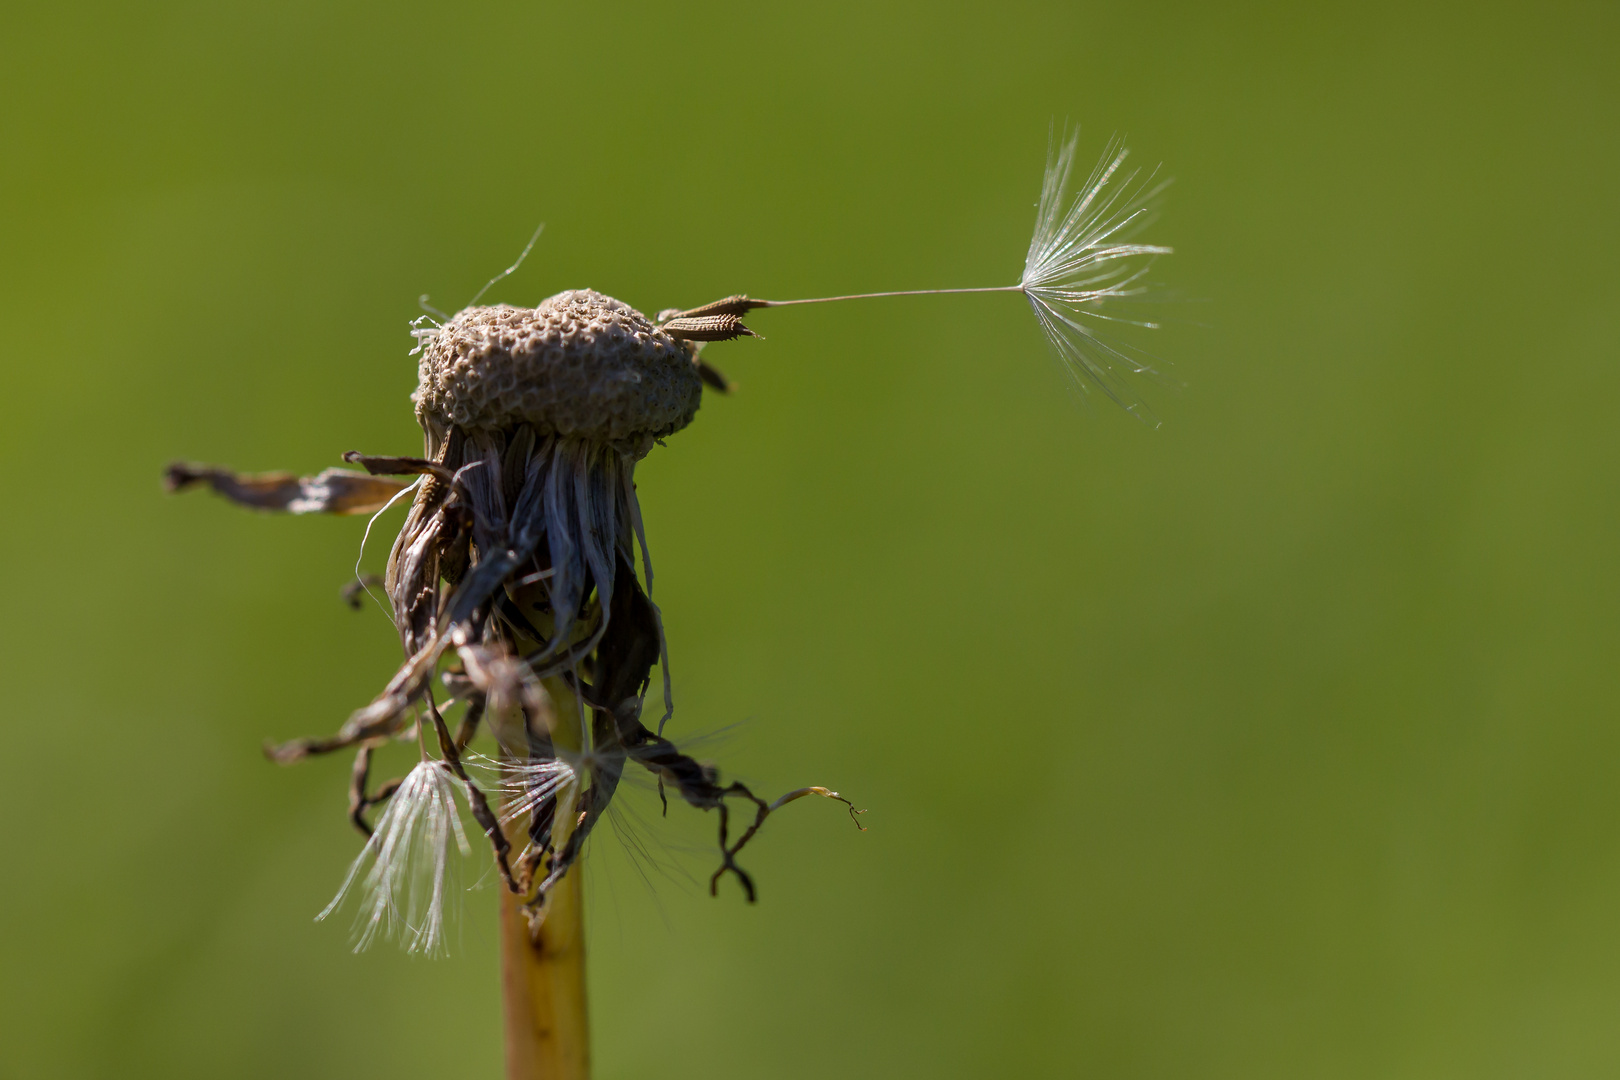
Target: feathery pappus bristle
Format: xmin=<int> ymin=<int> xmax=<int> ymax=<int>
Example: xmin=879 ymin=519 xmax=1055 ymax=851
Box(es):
xmin=1020 ymin=125 xmax=1173 ymax=424
xmin=317 ymin=759 xmax=471 ymax=956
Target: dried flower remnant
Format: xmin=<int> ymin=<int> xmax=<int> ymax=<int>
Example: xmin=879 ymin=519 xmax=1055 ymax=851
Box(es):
xmin=167 ymin=124 xmax=1170 ymax=959
xmin=170 ymin=287 xmax=863 ymax=951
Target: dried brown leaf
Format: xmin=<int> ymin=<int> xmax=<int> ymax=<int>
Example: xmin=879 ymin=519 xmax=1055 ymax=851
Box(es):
xmin=164 ymin=462 xmax=410 ymax=515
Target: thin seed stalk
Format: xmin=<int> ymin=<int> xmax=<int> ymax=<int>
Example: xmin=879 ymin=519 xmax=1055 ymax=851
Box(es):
xmin=500 ymin=675 xmax=589 ymax=1080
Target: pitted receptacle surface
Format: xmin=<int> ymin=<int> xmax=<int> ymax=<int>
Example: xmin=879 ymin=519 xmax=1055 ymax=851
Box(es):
xmin=413 ymin=289 xmax=702 ymax=450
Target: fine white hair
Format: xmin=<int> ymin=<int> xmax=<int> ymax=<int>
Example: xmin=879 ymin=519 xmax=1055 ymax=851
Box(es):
xmin=1021 ymin=125 xmax=1173 ymax=424
xmin=318 ymin=759 xmax=471 ymax=955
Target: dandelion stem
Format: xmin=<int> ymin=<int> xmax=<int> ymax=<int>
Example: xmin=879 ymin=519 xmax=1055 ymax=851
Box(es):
xmin=500 ymin=675 xmax=589 ymax=1080
xmin=756 ymin=284 xmax=1023 ymax=307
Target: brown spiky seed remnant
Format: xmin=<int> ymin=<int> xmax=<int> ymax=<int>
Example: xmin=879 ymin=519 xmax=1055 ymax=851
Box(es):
xmin=659 ymin=313 xmax=757 ymax=343
xmin=414 ymin=289 xmax=702 ymax=453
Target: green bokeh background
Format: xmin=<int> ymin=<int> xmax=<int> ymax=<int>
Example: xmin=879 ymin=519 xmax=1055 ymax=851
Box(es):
xmin=3 ymin=2 xmax=1617 ymax=1077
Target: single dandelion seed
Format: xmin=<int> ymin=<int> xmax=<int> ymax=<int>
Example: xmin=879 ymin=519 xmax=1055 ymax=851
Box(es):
xmin=655 ymin=123 xmax=1174 ymax=422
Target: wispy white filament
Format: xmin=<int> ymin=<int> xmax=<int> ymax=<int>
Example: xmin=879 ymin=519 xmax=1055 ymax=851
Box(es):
xmin=494 ymin=758 xmax=578 ymax=826
xmin=494 ymin=756 xmax=579 ymax=863
xmin=1020 ymin=126 xmax=1173 ymax=423
xmin=354 ymin=475 xmax=422 ymax=615
xmin=317 ymin=760 xmax=471 ymax=956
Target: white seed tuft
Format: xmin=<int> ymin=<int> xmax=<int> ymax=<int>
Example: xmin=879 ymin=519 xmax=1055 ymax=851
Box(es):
xmin=317 ymin=760 xmax=471 ymax=956
xmin=1021 ymin=125 xmax=1173 ymax=424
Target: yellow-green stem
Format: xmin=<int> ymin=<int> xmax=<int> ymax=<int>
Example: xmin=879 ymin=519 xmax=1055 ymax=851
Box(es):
xmin=500 ymin=676 xmax=589 ymax=1080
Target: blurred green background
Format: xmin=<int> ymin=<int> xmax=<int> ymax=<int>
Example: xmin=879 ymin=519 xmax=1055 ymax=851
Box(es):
xmin=3 ymin=1 xmax=1618 ymax=1077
